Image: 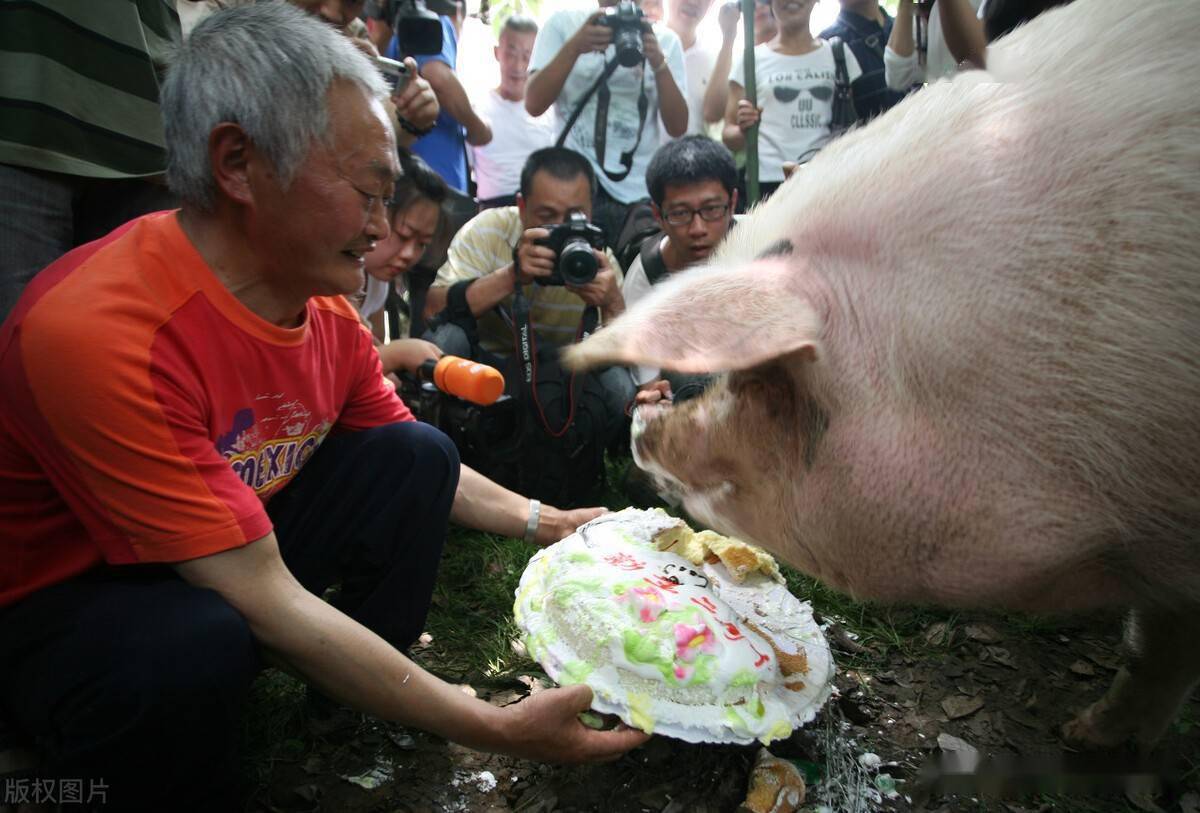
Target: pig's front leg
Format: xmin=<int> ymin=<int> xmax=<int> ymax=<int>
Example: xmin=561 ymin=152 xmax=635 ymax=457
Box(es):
xmin=1062 ymin=607 xmax=1200 ymax=751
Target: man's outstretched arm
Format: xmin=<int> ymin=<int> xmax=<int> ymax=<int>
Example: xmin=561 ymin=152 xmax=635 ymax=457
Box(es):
xmin=175 ymin=533 xmax=648 ymax=762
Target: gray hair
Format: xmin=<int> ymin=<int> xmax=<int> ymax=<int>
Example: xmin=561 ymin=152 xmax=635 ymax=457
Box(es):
xmin=162 ymin=2 xmax=389 ymax=211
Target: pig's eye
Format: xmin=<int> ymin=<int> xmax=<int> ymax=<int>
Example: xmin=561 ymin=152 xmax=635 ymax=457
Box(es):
xmin=773 ymin=86 xmax=801 ymax=103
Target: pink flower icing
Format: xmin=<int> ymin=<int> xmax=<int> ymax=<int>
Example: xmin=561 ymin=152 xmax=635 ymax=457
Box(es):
xmin=674 ymin=623 xmax=716 ymax=662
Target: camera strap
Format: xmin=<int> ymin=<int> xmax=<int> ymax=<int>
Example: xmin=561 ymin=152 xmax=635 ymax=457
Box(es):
xmin=555 ymin=54 xmax=650 ymax=183
xmin=510 ymin=283 xmax=599 ymax=438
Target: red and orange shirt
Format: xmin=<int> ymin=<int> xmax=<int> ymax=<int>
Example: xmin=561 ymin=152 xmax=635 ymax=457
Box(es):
xmin=0 ymin=212 xmax=413 ymax=607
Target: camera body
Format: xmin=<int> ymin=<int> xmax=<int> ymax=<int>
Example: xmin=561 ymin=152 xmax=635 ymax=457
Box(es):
xmin=600 ymin=0 xmax=650 ymax=68
xmin=534 ymin=211 xmax=607 ymax=287
xmin=399 ymin=378 xmax=518 ymax=460
xmin=391 ymin=0 xmax=444 ymax=56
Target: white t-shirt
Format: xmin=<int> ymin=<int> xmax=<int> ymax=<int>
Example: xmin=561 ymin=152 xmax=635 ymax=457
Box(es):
xmin=619 ymin=247 xmax=662 ymax=385
xmin=530 ymin=9 xmax=687 ymax=203
xmin=884 ymin=0 xmax=983 ymax=89
xmin=730 ymin=41 xmax=863 ymax=182
xmin=470 ymin=89 xmax=557 ymax=200
xmin=682 ymin=39 xmax=717 ymax=137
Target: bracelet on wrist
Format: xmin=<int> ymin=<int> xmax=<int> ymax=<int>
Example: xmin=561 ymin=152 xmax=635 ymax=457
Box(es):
xmin=523 ymin=499 xmax=541 ymax=544
xmin=396 ymin=115 xmax=433 ymax=137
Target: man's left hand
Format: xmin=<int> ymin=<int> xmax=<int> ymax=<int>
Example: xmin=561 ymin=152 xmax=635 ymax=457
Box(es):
xmin=392 ymin=57 xmax=439 ymax=132
xmin=535 ymin=505 xmax=607 ymax=546
xmin=567 ymin=251 xmax=623 ymax=315
xmin=642 ymin=29 xmax=666 ymax=71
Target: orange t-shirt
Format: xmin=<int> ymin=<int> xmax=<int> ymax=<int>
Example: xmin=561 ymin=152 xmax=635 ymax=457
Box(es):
xmin=0 ymin=212 xmax=413 ymax=606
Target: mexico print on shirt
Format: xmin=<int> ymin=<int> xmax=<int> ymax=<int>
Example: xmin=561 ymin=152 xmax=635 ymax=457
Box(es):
xmin=217 ymin=393 xmax=333 ymax=499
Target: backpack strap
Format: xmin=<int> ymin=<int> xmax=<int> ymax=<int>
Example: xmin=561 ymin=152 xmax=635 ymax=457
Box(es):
xmin=638 ymin=231 xmax=670 ymax=286
xmin=828 ymin=37 xmax=858 ymax=131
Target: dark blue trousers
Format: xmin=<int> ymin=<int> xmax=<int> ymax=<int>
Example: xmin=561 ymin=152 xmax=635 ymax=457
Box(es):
xmin=0 ymin=421 xmax=459 ymax=810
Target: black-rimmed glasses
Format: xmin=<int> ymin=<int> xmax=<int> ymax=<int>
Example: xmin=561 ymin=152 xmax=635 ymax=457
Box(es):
xmin=663 ymin=202 xmax=731 ymax=227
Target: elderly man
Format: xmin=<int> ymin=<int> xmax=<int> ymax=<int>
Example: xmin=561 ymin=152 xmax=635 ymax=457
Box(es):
xmin=0 ymin=5 xmax=644 ymax=808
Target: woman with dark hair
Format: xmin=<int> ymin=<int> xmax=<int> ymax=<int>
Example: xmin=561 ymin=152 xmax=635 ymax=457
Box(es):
xmin=358 ymin=149 xmax=449 ymax=375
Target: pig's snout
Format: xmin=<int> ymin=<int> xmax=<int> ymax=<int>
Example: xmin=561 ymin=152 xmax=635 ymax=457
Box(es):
xmin=630 ymin=403 xmax=686 ymax=506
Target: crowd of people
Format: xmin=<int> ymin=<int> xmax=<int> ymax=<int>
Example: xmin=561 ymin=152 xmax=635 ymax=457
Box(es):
xmin=0 ymin=0 xmax=1076 ymax=807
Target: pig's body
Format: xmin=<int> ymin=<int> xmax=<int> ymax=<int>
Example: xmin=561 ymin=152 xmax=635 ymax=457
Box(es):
xmin=567 ymin=0 xmax=1200 ymax=749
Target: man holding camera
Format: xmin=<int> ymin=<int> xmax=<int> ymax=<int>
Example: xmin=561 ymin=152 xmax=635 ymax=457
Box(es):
xmin=525 ymin=1 xmax=689 ymax=246
xmin=423 ymin=147 xmax=636 ymax=442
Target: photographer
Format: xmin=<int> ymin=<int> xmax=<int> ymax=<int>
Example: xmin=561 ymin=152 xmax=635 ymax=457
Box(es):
xmin=422 ymin=148 xmax=636 ymax=506
xmin=524 ymin=1 xmax=688 ymax=246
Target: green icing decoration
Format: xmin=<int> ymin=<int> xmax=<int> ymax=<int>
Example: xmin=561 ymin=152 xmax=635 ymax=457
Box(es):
xmin=565 ymin=551 xmax=596 ymax=564
xmin=551 ymin=578 xmax=604 ymax=607
xmin=560 ymin=660 xmax=593 ymax=685
xmin=762 ymin=719 xmax=793 ymax=744
xmin=729 ymin=669 xmax=759 ymax=688
xmin=691 ymin=654 xmax=717 ymax=685
xmin=622 ymin=629 xmax=668 ymax=669
xmin=627 ymin=692 xmax=655 ymax=733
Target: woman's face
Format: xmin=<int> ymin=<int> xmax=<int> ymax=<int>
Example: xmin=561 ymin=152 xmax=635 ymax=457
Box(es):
xmin=770 ymin=0 xmax=815 ymax=32
xmin=364 ymin=197 xmax=441 ymax=282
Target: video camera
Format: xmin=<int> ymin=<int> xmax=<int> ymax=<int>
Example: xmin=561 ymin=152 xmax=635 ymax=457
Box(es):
xmin=534 ymin=212 xmax=607 ymax=287
xmin=600 ymin=0 xmax=651 ymax=68
xmin=398 ymin=356 xmax=518 ymax=463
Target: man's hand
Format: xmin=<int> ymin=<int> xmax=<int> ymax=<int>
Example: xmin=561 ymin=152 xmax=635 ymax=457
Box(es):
xmin=642 ymin=28 xmax=666 ymax=71
xmin=570 ymin=10 xmax=613 ymax=57
xmin=567 ymin=251 xmax=623 ymax=315
xmin=534 ymin=504 xmax=607 ymax=546
xmin=735 ymin=99 xmax=762 ymax=132
xmin=379 ymin=338 xmax=442 ymax=376
xmin=515 ymin=227 xmax=558 ymax=284
xmin=636 ymin=379 xmax=673 ymax=406
xmin=501 ymin=684 xmax=649 ymax=763
xmin=392 ymin=57 xmax=439 ymax=133
xmin=717 ymin=2 xmax=740 ymax=41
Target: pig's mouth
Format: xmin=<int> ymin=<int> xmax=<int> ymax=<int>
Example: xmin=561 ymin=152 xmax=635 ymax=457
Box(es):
xmin=630 ymin=404 xmax=734 ymax=518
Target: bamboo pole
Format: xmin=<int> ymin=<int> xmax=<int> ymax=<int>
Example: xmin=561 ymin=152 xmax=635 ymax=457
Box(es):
xmin=741 ymin=0 xmax=759 ymax=207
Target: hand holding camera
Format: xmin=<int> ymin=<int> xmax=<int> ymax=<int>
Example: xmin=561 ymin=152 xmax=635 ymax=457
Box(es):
xmin=570 ymin=9 xmax=614 ymax=58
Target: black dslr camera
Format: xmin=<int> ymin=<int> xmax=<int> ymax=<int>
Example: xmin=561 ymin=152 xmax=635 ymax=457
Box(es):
xmin=391 ymin=0 xmax=444 ymax=57
xmin=600 ymin=0 xmax=650 ymax=68
xmin=534 ymin=211 xmax=607 ymax=287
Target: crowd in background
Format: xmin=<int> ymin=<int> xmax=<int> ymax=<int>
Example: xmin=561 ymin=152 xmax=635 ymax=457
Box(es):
xmin=0 ymin=0 xmax=1077 ymax=806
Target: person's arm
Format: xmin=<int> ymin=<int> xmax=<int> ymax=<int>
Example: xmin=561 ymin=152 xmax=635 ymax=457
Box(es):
xmin=938 ymin=0 xmax=987 ymax=69
xmin=526 ymin=11 xmax=611 ymax=117
xmin=391 ymin=58 xmax=441 ymax=148
xmin=377 ymin=338 xmax=442 ymax=376
xmin=174 ymin=534 xmax=647 ymax=760
xmin=722 ymin=82 xmax=755 ymax=152
xmin=884 ymin=0 xmax=920 ymax=90
xmin=702 ymin=3 xmax=740 ymax=124
xmin=453 ymin=465 xmax=605 ymax=544
xmin=420 ymin=60 xmax=492 ymax=145
xmin=644 ymin=30 xmax=687 ymax=137
xmin=889 ymin=0 xmax=915 ymax=58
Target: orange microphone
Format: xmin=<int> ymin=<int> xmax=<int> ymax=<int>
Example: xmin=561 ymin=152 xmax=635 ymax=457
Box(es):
xmin=419 ymin=356 xmax=505 ymax=406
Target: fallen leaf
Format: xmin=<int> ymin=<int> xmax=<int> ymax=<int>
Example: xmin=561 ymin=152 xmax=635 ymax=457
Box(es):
xmin=1179 ymin=791 xmax=1199 ymax=813
xmin=964 ymin=624 xmax=1002 ymax=643
xmin=1069 ymin=659 xmax=1096 ymax=677
xmin=936 ymin=732 xmax=978 ymax=756
xmin=924 ymin=622 xmax=953 ymax=647
xmin=941 ymin=695 xmax=985 ymax=719
xmin=984 ymin=645 xmax=1018 ymax=669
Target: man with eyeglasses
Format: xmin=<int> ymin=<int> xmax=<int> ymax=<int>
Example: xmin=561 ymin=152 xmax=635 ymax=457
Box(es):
xmin=622 ymin=135 xmax=737 ymax=402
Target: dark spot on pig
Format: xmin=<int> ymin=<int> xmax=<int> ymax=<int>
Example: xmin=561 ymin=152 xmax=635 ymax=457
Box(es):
xmin=756 ymin=239 xmax=794 ymax=260
xmin=802 ymin=397 xmax=830 ymax=469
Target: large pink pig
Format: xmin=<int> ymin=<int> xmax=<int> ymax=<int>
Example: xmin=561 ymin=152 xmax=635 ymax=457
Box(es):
xmin=565 ymin=0 xmax=1199 ymax=750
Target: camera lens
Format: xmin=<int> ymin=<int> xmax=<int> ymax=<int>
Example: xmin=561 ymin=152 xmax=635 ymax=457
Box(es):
xmin=613 ymin=27 xmax=644 ymax=67
xmin=558 ymin=239 xmax=599 ymax=286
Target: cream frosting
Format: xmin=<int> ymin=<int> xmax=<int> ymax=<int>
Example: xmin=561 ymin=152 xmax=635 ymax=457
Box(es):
xmin=514 ymin=508 xmax=834 ymax=745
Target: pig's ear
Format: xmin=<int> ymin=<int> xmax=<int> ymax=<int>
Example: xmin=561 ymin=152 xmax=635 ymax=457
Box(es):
xmin=564 ymin=258 xmax=821 ymax=374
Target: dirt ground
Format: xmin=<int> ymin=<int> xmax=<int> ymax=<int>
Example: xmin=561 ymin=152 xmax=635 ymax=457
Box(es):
xmin=245 ymin=608 xmax=1198 ymax=813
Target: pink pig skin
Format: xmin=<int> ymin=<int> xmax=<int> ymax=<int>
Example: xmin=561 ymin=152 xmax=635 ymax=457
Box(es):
xmin=566 ymin=0 xmax=1200 ymax=751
